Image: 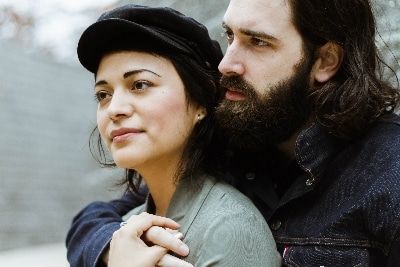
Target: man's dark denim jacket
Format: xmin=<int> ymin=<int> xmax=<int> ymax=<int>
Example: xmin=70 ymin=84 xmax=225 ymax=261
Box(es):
xmin=66 ymin=114 xmax=400 ymax=267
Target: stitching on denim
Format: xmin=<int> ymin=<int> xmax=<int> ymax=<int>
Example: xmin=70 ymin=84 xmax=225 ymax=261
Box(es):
xmin=275 ymin=237 xmax=384 ymax=250
xmin=92 ymin=224 xmax=119 ymax=267
xmin=285 ymin=247 xmax=301 ymax=267
xmin=284 ymin=245 xmax=369 ymax=267
xmin=294 ymin=125 xmax=318 ymax=184
xmin=386 ymin=216 xmax=400 ymax=256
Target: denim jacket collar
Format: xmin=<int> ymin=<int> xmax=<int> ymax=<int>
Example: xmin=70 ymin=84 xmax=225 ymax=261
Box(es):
xmin=294 ymin=122 xmax=345 ymax=184
xmin=273 ymin=123 xmax=347 ymax=208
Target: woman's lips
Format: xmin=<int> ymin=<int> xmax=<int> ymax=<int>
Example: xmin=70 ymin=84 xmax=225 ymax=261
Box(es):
xmin=110 ymin=128 xmax=144 ymax=143
xmin=225 ymin=88 xmax=246 ymax=101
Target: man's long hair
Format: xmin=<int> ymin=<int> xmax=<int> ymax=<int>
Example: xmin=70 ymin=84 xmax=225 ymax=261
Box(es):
xmin=289 ymin=0 xmax=399 ymax=139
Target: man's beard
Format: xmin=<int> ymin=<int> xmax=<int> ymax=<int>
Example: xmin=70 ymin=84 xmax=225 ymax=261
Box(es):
xmin=215 ymin=58 xmax=313 ymax=152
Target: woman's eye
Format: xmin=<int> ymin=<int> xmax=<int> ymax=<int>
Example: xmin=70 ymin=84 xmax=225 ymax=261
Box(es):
xmin=132 ymin=80 xmax=152 ymax=91
xmin=94 ymin=91 xmax=111 ymax=102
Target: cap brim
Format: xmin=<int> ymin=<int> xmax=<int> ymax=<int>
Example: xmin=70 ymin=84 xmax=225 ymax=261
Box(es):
xmin=78 ymin=18 xmax=187 ymax=73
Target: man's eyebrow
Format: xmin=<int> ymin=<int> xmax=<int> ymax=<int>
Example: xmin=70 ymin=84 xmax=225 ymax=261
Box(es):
xmin=95 ymin=69 xmax=161 ymax=87
xmin=222 ymin=21 xmax=278 ymax=42
xmin=240 ymin=28 xmax=278 ymax=42
xmin=123 ymin=69 xmax=161 ymax=79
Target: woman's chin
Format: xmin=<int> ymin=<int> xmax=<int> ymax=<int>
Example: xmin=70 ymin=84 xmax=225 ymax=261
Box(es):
xmin=113 ymin=157 xmax=140 ymax=170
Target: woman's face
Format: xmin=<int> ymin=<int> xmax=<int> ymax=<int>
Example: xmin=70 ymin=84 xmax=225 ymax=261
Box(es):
xmin=95 ymin=51 xmax=203 ymax=171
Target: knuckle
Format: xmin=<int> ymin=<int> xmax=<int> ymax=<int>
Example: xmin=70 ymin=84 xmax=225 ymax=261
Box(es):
xmin=151 ymin=226 xmax=163 ymax=236
xmin=112 ymin=229 xmax=122 ymax=239
xmin=146 ymin=226 xmax=162 ymax=241
xmin=126 ymin=214 xmax=138 ymax=222
xmin=144 ymin=229 xmax=155 ymax=241
xmin=140 ymin=211 xmax=150 ymax=216
xmin=114 ymin=225 xmax=131 ymax=237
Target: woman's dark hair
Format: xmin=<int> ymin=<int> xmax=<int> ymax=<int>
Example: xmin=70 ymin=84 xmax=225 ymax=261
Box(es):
xmin=89 ymin=48 xmax=222 ymax=194
xmin=288 ymin=0 xmax=400 ymax=139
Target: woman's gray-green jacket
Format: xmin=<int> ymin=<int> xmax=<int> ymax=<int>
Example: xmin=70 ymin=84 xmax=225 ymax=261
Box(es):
xmin=124 ymin=175 xmax=281 ymax=267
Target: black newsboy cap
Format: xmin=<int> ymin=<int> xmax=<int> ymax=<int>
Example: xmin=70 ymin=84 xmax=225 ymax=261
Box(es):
xmin=78 ymin=4 xmax=223 ymax=73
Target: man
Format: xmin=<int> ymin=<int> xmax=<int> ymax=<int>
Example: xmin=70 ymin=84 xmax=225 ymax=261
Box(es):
xmin=67 ymin=0 xmax=400 ymax=266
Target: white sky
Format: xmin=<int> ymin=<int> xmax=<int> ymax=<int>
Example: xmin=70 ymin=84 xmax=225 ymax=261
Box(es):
xmin=0 ymin=0 xmax=119 ymax=63
xmin=0 ymin=0 xmax=117 ymax=12
xmin=1 ymin=0 xmax=399 ymax=65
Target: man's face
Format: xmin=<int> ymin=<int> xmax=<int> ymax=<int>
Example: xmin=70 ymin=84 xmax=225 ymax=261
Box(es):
xmin=216 ymin=0 xmax=314 ymax=150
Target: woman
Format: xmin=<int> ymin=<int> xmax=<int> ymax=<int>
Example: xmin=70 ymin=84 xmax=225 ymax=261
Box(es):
xmin=77 ymin=4 xmax=280 ymax=267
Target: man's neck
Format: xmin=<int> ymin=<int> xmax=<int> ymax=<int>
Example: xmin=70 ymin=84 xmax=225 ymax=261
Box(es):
xmin=277 ymin=133 xmax=298 ymax=159
xmin=277 ymin=118 xmax=314 ymax=159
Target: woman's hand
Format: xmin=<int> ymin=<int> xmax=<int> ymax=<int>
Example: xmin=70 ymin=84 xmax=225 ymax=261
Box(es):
xmin=108 ymin=212 xmax=192 ymax=267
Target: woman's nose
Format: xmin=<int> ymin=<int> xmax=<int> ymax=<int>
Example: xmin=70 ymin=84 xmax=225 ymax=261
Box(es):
xmin=106 ymin=90 xmax=134 ymax=122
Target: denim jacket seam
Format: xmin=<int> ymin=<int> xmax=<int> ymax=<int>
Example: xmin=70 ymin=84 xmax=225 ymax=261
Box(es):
xmin=274 ymin=236 xmax=385 ymax=250
xmin=91 ymin=223 xmax=120 ymax=267
xmin=295 ymin=139 xmax=313 ymax=179
xmin=294 ymin=125 xmax=323 ymax=184
xmin=387 ymin=216 xmax=400 ymax=256
xmin=93 ymin=235 xmax=113 ymax=267
xmin=285 ymin=248 xmax=301 ymax=267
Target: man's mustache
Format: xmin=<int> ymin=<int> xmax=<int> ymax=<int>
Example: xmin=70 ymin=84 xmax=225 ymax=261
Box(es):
xmin=220 ymin=76 xmax=255 ymax=97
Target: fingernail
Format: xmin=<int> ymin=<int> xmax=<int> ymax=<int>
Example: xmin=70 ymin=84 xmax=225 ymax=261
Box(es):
xmin=174 ymin=232 xmax=184 ymax=239
xmin=178 ymin=243 xmax=189 ymax=255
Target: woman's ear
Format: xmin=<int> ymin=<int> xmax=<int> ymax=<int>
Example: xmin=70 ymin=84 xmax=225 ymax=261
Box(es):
xmin=312 ymin=42 xmax=344 ymax=83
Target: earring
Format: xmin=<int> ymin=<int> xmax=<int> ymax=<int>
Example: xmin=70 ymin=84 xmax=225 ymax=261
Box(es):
xmin=197 ymin=113 xmax=205 ymax=121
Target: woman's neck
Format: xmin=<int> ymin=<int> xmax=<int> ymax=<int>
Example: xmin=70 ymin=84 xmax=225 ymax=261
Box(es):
xmin=138 ymin=156 xmax=180 ymax=216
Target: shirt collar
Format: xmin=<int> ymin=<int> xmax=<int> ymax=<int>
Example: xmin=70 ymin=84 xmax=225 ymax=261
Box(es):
xmin=143 ymin=175 xmax=217 ymax=236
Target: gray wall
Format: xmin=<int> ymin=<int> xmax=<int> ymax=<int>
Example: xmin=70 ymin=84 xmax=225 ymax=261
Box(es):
xmin=0 ymin=40 xmax=122 ymax=250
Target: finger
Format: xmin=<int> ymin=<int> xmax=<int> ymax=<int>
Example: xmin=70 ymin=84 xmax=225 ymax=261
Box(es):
xmin=147 ymin=245 xmax=169 ymax=265
xmin=164 ymin=228 xmax=184 ymax=239
xmin=174 ymin=232 xmax=184 ymax=240
xmin=144 ymin=226 xmax=189 ymax=256
xmin=139 ymin=212 xmax=180 ymax=229
xmin=156 ymin=254 xmax=194 ymax=267
xmin=125 ymin=212 xmax=180 ymax=237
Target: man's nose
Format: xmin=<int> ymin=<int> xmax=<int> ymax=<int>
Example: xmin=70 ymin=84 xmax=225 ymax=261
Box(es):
xmin=218 ymin=43 xmax=245 ymax=76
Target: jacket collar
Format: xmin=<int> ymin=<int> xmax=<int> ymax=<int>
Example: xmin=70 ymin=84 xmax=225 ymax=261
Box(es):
xmin=294 ymin=122 xmax=346 ymax=183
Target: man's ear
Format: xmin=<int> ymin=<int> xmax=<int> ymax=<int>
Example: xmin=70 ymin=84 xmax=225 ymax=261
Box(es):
xmin=312 ymin=42 xmax=344 ymax=83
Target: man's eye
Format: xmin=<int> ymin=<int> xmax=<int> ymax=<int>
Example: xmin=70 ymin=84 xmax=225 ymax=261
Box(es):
xmin=132 ymin=80 xmax=152 ymax=91
xmin=222 ymin=30 xmax=234 ymax=44
xmin=94 ymin=91 xmax=111 ymax=102
xmin=251 ymin=37 xmax=269 ymax=47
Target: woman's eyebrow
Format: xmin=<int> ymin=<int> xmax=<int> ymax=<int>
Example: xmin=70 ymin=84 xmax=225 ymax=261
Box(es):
xmin=95 ymin=80 xmax=108 ymax=87
xmin=124 ymin=69 xmax=161 ymax=79
xmin=95 ymin=69 xmax=161 ymax=87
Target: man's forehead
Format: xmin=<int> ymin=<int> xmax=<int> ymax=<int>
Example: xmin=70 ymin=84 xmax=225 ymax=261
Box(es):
xmin=225 ymin=0 xmax=290 ymax=18
xmin=223 ymin=0 xmax=293 ymax=37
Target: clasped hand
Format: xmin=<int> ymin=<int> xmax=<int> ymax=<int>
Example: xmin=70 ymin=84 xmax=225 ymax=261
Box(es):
xmin=107 ymin=212 xmax=193 ymax=267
